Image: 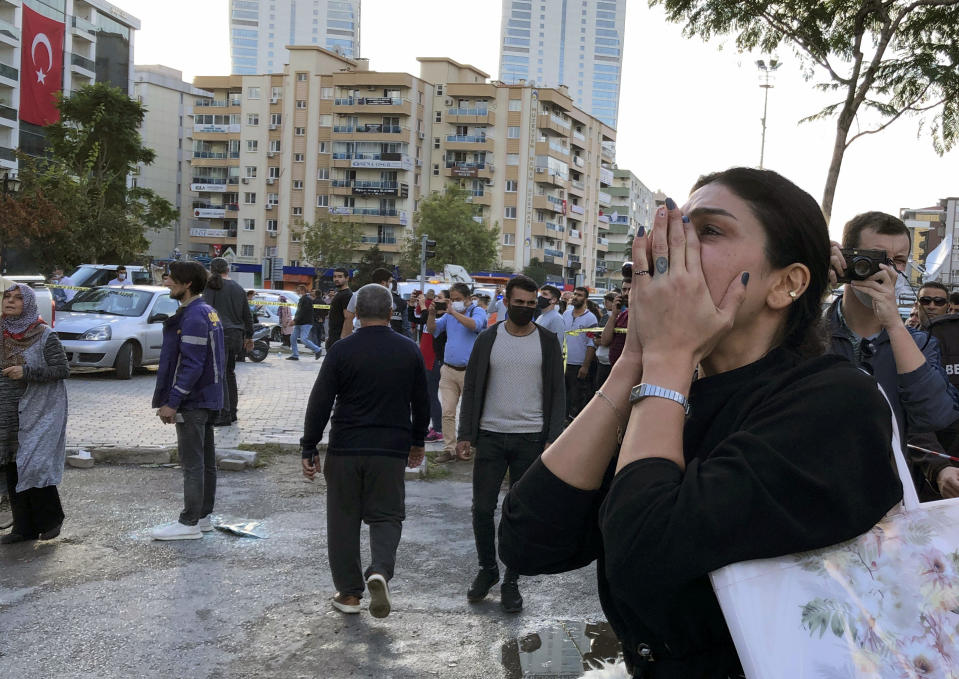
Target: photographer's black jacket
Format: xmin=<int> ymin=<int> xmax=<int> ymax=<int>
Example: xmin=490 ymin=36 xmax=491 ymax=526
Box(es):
xmin=499 ymin=348 xmax=902 ymax=678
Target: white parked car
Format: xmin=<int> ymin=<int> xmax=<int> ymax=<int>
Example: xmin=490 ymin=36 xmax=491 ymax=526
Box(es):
xmin=55 ymin=285 xmax=179 ymax=379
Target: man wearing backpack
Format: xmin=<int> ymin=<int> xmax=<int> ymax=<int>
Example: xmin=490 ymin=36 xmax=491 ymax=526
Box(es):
xmin=427 ymin=282 xmax=487 ymax=462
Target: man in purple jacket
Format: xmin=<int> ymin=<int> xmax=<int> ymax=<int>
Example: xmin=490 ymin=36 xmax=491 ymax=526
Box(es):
xmin=150 ymin=261 xmax=227 ymax=541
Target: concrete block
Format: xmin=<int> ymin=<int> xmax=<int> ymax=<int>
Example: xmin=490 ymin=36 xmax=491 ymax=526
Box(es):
xmin=214 ymin=448 xmax=259 ymax=466
xmin=405 ymin=458 xmax=427 ymax=479
xmin=218 ymin=458 xmax=247 ymax=471
xmin=92 ymin=446 xmax=173 ymax=465
xmin=66 ymin=455 xmax=95 ymax=469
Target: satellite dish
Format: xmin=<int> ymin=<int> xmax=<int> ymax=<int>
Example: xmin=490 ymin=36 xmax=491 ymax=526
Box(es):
xmin=923 ymin=234 xmax=952 ymax=282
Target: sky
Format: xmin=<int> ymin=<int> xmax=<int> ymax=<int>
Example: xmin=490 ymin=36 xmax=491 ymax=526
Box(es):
xmin=116 ymin=0 xmax=959 ymax=241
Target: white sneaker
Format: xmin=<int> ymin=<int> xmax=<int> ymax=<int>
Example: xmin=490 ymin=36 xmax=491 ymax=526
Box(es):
xmin=366 ymin=573 xmax=391 ymax=618
xmin=197 ymin=515 xmax=215 ymax=532
xmin=150 ymin=521 xmax=202 ymax=541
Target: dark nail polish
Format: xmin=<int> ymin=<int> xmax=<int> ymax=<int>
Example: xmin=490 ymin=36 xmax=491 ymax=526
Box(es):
xmin=681 ymin=215 xmax=690 ymax=224
xmin=741 ymin=272 xmax=750 ymax=286
xmin=665 ymin=197 xmax=677 ymax=210
xmin=638 ymin=226 xmax=645 ymax=237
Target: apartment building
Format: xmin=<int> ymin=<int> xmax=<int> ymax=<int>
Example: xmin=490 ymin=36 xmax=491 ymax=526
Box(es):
xmin=230 ymin=0 xmax=361 ymax=74
xmin=421 ymin=57 xmax=616 ymax=288
xmin=0 ymin=0 xmax=139 ymax=173
xmin=901 ymin=200 xmax=955 ymax=285
xmin=188 ymin=46 xmax=430 ymax=286
xmin=603 ymin=168 xmax=654 ymax=286
xmin=134 ymin=66 xmax=212 ymax=261
xmin=498 ymin=0 xmax=625 ymax=129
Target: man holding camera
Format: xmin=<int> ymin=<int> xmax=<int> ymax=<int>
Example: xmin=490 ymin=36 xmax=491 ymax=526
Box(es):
xmin=827 ymin=212 xmax=959 ymax=498
xmin=599 ymin=264 xmax=633 ymax=368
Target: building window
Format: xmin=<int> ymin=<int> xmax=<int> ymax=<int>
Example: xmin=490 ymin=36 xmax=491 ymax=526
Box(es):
xmin=296 ymin=100 xmax=307 ymax=109
xmin=434 ymin=111 xmax=442 ymax=123
xmin=269 ymin=166 xmax=280 ymax=179
xmin=317 ymin=195 xmax=329 ymax=207
xmin=432 ymin=163 xmax=440 ymax=176
xmin=293 ymin=180 xmax=304 ymax=189
xmin=248 ymin=87 xmax=261 ymax=99
xmin=270 ymin=140 xmax=281 ymax=152
xmin=247 ymin=113 xmax=259 ymax=125
xmin=268 ymin=193 xmax=279 ymax=205
xmin=433 ymin=137 xmax=440 ymax=149
xmin=507 ymin=126 xmax=520 ymax=138
xmin=294 ymin=127 xmax=305 ymax=136
xmin=320 ymin=87 xmax=333 ymax=99
xmin=296 ymin=72 xmax=308 ymax=81
xmin=243 ymin=218 xmax=256 ymax=231
xmin=504 ymin=233 xmax=515 ymax=245
xmin=507 ymin=154 xmax=520 ymax=165
xmin=245 ymin=166 xmax=257 ymax=178
xmin=318 ymin=142 xmax=329 ymax=153
xmin=292 ymin=207 xmax=303 ymax=216
xmin=317 ymin=168 xmax=329 ymax=180
xmin=267 ymin=219 xmax=278 ymax=232
xmin=246 ymin=140 xmax=258 ymax=152
xmin=241 ymin=244 xmax=255 ymax=257
xmin=505 ymin=206 xmax=517 ymax=219
xmin=244 ymin=192 xmax=256 ymax=204
xmin=506 ymin=179 xmax=518 ymax=192
xmin=436 ymin=84 xmax=444 ymax=95
xmin=270 ymin=113 xmax=282 ymax=125
xmin=271 ymin=86 xmax=282 ymax=100
xmin=509 ymin=99 xmax=522 ymax=111
xmin=294 ymin=153 xmax=304 ymax=162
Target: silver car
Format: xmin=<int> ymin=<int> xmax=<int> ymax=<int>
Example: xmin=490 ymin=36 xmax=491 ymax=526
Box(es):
xmin=55 ymin=286 xmax=180 ymax=379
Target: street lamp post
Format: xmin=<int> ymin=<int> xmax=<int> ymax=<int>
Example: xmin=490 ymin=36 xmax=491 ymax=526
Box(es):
xmin=755 ymin=58 xmax=781 ymax=169
xmin=1 ymin=171 xmax=21 ymax=275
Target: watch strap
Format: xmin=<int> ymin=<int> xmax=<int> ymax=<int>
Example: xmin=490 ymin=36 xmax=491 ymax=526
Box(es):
xmin=629 ymin=383 xmax=690 ymax=415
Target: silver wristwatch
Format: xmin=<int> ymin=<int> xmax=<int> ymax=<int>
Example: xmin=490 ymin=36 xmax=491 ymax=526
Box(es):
xmin=628 ymin=383 xmax=690 ymax=415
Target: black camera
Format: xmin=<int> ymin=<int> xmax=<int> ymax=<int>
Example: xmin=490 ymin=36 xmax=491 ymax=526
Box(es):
xmin=434 ymin=301 xmax=447 ymax=311
xmin=838 ymin=248 xmax=889 ymax=283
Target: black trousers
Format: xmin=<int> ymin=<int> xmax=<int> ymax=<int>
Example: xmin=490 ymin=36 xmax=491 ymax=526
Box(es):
xmin=5 ymin=461 xmax=64 ymax=537
xmin=221 ymin=328 xmax=244 ymax=422
xmin=472 ymin=430 xmax=544 ymax=576
xmin=324 ymin=454 xmax=406 ymax=598
xmin=594 ymin=362 xmax=612 ymax=391
xmin=565 ymin=363 xmax=595 ymax=421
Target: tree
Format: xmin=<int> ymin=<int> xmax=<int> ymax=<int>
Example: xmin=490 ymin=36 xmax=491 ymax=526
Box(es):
xmin=353 ymin=245 xmax=390 ymax=287
xmin=1 ymin=83 xmax=177 ymax=266
xmin=299 ymin=214 xmax=360 ymax=268
xmin=400 ymin=184 xmax=500 ymax=275
xmin=522 ymin=257 xmax=549 ymax=285
xmin=652 ymin=0 xmax=959 ymax=220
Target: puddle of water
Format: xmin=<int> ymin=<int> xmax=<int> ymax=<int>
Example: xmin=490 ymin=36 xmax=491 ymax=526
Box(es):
xmin=502 ymin=620 xmax=625 ymax=678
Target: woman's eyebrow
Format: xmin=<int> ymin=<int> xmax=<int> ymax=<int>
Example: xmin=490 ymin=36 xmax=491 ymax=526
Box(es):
xmin=688 ymin=207 xmax=738 ymax=221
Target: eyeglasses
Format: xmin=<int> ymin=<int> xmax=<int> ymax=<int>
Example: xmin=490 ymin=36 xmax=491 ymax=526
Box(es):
xmin=919 ymin=296 xmax=948 ymax=307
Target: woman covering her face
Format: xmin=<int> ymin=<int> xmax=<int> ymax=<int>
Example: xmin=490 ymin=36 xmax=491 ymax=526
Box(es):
xmin=0 ymin=283 xmax=70 ymax=544
xmin=499 ymin=168 xmax=902 ymax=678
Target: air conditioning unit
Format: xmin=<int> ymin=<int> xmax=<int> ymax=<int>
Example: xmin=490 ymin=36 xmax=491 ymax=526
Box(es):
xmin=267 ymin=151 xmax=277 ymax=158
xmin=418 ymin=131 xmax=425 ymax=139
xmin=267 ymin=177 xmax=275 ymax=185
xmin=270 ymin=97 xmax=279 ymax=104
xmin=445 ymin=98 xmax=453 ymax=106
xmin=266 ymin=204 xmax=274 ymax=210
xmin=268 ymin=231 xmax=277 ymax=237
xmin=241 ymin=177 xmax=251 ymax=184
xmin=535 ymin=167 xmax=546 ymax=173
xmin=269 ymin=124 xmax=278 ymax=130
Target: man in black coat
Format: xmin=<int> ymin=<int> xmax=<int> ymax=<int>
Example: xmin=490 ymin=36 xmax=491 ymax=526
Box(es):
xmin=288 ymin=283 xmax=323 ymax=361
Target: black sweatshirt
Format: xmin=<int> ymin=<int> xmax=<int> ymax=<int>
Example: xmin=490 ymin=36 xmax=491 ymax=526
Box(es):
xmin=203 ymin=278 xmax=254 ymax=338
xmin=499 ymin=348 xmax=903 ymax=678
xmin=300 ymin=325 xmax=429 ymax=459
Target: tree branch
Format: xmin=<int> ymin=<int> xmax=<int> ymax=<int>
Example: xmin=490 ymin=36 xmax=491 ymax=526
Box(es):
xmin=757 ymin=8 xmax=850 ymax=84
xmin=846 ymin=96 xmax=947 ymax=147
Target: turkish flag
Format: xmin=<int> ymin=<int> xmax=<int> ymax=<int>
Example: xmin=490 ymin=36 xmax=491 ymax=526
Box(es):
xmin=20 ymin=5 xmax=65 ymax=126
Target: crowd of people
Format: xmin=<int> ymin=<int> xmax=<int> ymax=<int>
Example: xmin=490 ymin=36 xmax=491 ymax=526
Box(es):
xmin=5 ymin=167 xmax=959 ymax=677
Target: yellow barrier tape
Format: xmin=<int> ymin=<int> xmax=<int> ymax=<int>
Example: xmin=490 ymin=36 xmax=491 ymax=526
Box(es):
xmin=49 ymin=284 xmax=94 ymax=291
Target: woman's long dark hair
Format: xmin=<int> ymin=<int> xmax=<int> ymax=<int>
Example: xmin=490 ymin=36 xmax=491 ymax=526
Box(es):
xmin=692 ymin=168 xmax=830 ymax=357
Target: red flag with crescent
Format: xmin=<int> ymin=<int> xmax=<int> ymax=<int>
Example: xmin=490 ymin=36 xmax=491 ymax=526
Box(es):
xmin=20 ymin=5 xmax=65 ymax=126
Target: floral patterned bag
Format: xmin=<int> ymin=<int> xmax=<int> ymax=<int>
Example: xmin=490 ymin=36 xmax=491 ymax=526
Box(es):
xmin=710 ymin=386 xmax=959 ymax=678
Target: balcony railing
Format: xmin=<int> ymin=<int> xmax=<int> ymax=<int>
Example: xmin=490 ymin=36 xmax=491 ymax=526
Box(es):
xmin=567 ymin=254 xmax=581 ymax=263
xmin=570 ymin=179 xmax=584 ymax=191
xmin=334 ymin=124 xmax=403 ymax=134
xmin=192 ymin=151 xmax=239 ymax=159
xmin=0 ymin=63 xmax=16 ymax=81
xmin=545 ymin=195 xmax=564 ymax=208
xmin=550 ymin=113 xmax=571 ymax=129
xmin=0 ymin=104 xmax=15 ymax=121
xmin=599 ymin=191 xmax=612 ymax=205
xmin=196 ymin=98 xmax=241 ymax=108
xmin=569 ymin=229 xmax=581 ymax=239
xmin=191 ymin=176 xmax=229 ymax=185
xmin=598 ymin=237 xmax=609 ymax=246
xmin=358 ymin=235 xmax=399 ymax=244
xmin=335 ymin=97 xmax=404 ymax=106
xmin=545 ymin=222 xmax=564 ymax=233
xmin=448 ymin=107 xmax=489 ymax=116
xmin=71 ymin=15 xmax=97 ymax=35
xmin=0 ymin=18 xmax=20 ymax=41
xmin=0 ymin=146 xmax=15 ymax=162
xmin=447 ymin=135 xmax=488 ymax=143
xmin=573 ymin=156 xmax=585 ymax=168
xmin=612 ymin=215 xmax=630 ymax=224
xmin=71 ymin=53 xmax=95 ymax=71
xmin=544 ymin=248 xmax=564 ymax=258
xmin=570 ymin=204 xmax=585 ymax=215
xmin=573 ymin=131 xmax=586 ymax=142
xmin=332 ymin=207 xmax=406 ymax=218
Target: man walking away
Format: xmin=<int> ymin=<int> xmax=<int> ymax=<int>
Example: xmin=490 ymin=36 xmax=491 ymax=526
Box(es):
xmin=150 ymin=262 xmax=226 ymax=540
xmin=457 ymin=275 xmax=565 ymax=612
xmin=427 ymin=282 xmax=487 ymax=462
xmin=300 ymin=284 xmax=428 ymax=618
xmin=562 ymin=286 xmax=597 ymax=421
xmin=203 ymin=257 xmax=253 ymax=425
xmin=327 ymin=268 xmax=353 ymax=351
xmin=288 ymin=284 xmax=323 ymax=361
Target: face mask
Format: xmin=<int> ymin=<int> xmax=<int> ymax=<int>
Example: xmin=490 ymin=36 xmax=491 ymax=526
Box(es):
xmin=536 ymin=296 xmax=550 ymax=309
xmin=851 ymin=286 xmax=874 ymax=308
xmin=118 ymin=273 xmax=126 ymax=280
xmin=509 ymin=305 xmax=535 ymax=326
xmin=451 ymin=300 xmax=466 ymax=313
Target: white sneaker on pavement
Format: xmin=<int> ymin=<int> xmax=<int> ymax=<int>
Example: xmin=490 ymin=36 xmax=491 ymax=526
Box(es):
xmin=197 ymin=515 xmax=214 ymax=532
xmin=366 ymin=573 xmax=391 ymax=618
xmin=150 ymin=521 xmax=202 ymax=541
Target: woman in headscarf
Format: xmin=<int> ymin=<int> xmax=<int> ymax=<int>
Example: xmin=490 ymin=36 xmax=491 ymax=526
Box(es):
xmin=0 ymin=283 xmax=69 ymax=544
xmin=278 ymin=295 xmax=293 ymax=347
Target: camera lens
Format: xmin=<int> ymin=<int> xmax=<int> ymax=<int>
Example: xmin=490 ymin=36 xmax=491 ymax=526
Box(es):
xmin=852 ymin=258 xmax=873 ymax=278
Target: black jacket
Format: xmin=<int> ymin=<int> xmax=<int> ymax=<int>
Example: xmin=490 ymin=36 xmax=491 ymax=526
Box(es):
xmin=202 ymin=277 xmax=254 ymax=338
xmin=499 ymin=348 xmax=902 ymax=678
xmin=294 ymin=294 xmax=315 ymax=325
xmin=457 ymin=321 xmax=566 ymax=444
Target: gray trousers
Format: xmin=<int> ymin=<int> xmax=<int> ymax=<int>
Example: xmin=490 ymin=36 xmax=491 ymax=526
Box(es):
xmin=177 ymin=408 xmax=217 ymax=526
xmin=324 ymin=454 xmax=406 ymax=598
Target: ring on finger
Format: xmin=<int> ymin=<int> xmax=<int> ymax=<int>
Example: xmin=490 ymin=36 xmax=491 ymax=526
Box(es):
xmin=635 ymin=270 xmax=650 ymax=277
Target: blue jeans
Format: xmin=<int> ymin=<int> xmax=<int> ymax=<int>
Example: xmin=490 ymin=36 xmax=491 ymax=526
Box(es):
xmin=291 ymin=324 xmax=322 ymax=357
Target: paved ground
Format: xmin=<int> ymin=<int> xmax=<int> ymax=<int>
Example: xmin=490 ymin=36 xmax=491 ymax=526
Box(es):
xmin=66 ymin=348 xmax=322 ymax=449
xmin=6 ymin=345 xmax=624 ymax=678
